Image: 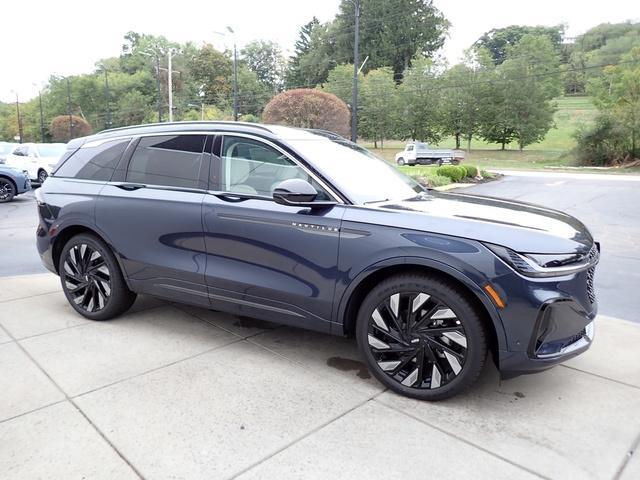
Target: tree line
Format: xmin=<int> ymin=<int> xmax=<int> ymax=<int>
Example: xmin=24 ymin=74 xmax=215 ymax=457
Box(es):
xmin=0 ymin=0 xmax=638 ymax=164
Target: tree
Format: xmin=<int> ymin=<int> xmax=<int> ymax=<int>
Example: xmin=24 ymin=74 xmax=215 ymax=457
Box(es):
xmin=241 ymin=40 xmax=285 ymax=93
xmin=286 ymin=17 xmax=320 ymax=89
xmin=236 ymin=65 xmax=272 ymax=117
xmin=439 ymin=63 xmax=484 ymax=150
xmin=495 ymin=35 xmax=561 ymax=150
xmin=359 ymin=68 xmax=397 ymax=147
xmin=49 ymin=115 xmax=92 ymax=141
xmin=474 ymin=25 xmax=565 ymax=65
xmin=396 ymin=58 xmax=442 ymax=143
xmin=322 ymin=64 xmax=361 ymax=105
xmin=294 ymin=22 xmax=339 ymax=87
xmin=262 ymin=89 xmax=350 ymax=137
xmin=189 ymin=43 xmax=233 ymax=110
xmin=333 ymin=0 xmax=448 ymax=80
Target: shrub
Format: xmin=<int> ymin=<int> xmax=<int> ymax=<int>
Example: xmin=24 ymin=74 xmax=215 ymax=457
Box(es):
xmin=49 ymin=115 xmax=92 ymax=142
xmin=574 ymin=114 xmax=631 ymax=166
xmin=262 ymin=88 xmax=350 ymax=138
xmin=436 ymin=165 xmax=466 ymax=182
xmin=427 ymin=174 xmax=452 ymax=188
xmin=463 ymin=164 xmax=478 ymax=178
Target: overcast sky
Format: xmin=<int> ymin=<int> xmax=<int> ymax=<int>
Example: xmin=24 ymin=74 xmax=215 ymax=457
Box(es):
xmin=1 ymin=0 xmax=638 ymax=102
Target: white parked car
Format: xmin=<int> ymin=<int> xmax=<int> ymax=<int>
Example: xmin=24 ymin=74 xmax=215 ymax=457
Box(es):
xmin=5 ymin=143 xmax=66 ymax=183
xmin=395 ymin=142 xmax=464 ymax=166
xmin=0 ymin=142 xmax=17 ymax=164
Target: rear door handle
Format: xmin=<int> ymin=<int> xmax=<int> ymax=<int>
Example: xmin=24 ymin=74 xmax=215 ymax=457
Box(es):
xmin=116 ymin=183 xmax=146 ymax=191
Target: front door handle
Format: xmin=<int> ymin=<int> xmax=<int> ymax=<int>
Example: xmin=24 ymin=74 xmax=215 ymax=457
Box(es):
xmin=116 ymin=183 xmax=146 ymax=191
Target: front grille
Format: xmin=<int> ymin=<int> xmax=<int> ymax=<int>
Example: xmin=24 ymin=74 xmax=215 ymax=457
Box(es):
xmin=586 ymin=244 xmax=598 ymax=304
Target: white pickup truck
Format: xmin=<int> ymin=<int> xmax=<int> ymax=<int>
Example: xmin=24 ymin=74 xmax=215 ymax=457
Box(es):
xmin=395 ymin=142 xmax=464 ymax=166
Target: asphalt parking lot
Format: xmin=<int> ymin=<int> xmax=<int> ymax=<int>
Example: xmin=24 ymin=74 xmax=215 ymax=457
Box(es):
xmin=1 ymin=171 xmax=639 ymax=479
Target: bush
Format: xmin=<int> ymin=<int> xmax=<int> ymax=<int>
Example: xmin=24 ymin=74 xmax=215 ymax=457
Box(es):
xmin=262 ymin=88 xmax=350 ymax=138
xmin=574 ymin=114 xmax=632 ymax=166
xmin=50 ymin=115 xmax=92 ymax=142
xmin=436 ymin=165 xmax=466 ymax=182
xmin=427 ymin=174 xmax=452 ymax=188
xmin=463 ymin=165 xmax=478 ymax=178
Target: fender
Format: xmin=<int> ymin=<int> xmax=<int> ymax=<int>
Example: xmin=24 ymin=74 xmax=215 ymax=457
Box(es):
xmin=333 ymin=255 xmax=508 ymax=351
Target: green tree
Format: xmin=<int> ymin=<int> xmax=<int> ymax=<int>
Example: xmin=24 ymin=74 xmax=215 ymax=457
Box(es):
xmin=236 ymin=65 xmax=273 ymax=117
xmin=189 ymin=43 xmax=233 ymax=110
xmin=240 ymin=40 xmax=285 ymax=93
xmin=285 ymin=17 xmax=320 ymax=89
xmin=397 ymin=58 xmax=442 ymax=143
xmin=333 ymin=0 xmax=449 ymax=80
xmin=359 ymin=68 xmax=397 ymax=147
xmin=474 ymin=24 xmax=565 ymax=65
xmin=322 ymin=64 xmax=361 ymax=106
xmin=295 ymin=22 xmax=339 ymax=87
xmin=439 ymin=63 xmax=484 ymax=150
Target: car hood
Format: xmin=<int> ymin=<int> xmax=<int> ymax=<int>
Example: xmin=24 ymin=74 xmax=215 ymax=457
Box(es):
xmin=368 ymin=191 xmax=593 ymax=254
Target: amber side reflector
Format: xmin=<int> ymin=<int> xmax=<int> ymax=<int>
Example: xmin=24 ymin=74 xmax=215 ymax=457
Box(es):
xmin=484 ymin=284 xmax=506 ymax=309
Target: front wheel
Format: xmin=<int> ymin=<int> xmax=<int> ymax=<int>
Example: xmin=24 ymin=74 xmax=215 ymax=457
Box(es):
xmin=0 ymin=178 xmax=16 ymax=203
xmin=356 ymin=274 xmax=487 ymax=400
xmin=397 ymin=157 xmax=405 ymax=166
xmin=37 ymin=169 xmax=48 ymax=183
xmin=59 ymin=233 xmax=136 ymax=320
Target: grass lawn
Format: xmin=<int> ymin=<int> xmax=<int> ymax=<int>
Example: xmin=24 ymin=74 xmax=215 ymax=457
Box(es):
xmin=362 ymin=96 xmax=640 ymax=174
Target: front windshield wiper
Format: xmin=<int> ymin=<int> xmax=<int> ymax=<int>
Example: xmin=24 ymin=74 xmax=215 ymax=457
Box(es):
xmin=363 ymin=198 xmax=390 ymax=205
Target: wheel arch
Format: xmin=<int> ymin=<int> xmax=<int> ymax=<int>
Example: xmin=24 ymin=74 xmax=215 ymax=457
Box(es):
xmin=338 ymin=258 xmax=507 ymax=360
xmin=51 ymin=224 xmax=133 ymax=290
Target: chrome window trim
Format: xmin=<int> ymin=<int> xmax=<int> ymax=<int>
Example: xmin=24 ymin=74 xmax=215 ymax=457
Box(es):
xmin=90 ymin=130 xmax=344 ymax=203
xmin=216 ymin=131 xmax=344 ymax=204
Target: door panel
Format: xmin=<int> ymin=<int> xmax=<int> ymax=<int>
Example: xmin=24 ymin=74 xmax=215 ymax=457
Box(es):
xmin=97 ymin=186 xmax=208 ymax=305
xmin=202 ymin=196 xmax=345 ymax=332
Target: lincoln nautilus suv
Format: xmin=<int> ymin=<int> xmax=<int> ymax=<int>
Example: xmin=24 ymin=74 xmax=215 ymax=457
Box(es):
xmin=35 ymin=122 xmax=599 ymax=400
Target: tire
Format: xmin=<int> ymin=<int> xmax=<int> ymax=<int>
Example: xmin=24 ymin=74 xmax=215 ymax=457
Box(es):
xmin=58 ymin=233 xmax=136 ymax=320
xmin=437 ymin=159 xmax=443 ymax=167
xmin=397 ymin=157 xmax=405 ymax=166
xmin=356 ymin=273 xmax=487 ymax=400
xmin=0 ymin=178 xmax=16 ymax=203
xmin=37 ymin=169 xmax=48 ymax=183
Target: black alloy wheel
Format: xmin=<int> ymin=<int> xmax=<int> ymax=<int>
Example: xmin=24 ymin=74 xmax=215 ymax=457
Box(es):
xmin=0 ymin=178 xmax=15 ymax=202
xmin=357 ymin=274 xmax=487 ymax=400
xmin=59 ymin=234 xmax=136 ymax=320
xmin=38 ymin=169 xmax=48 ymax=183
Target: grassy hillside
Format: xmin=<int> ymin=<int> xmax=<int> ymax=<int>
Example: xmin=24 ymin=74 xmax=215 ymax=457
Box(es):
xmin=366 ymin=96 xmax=606 ymax=171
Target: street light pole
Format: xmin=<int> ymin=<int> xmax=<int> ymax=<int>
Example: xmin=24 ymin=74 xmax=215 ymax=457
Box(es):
xmin=13 ymin=92 xmax=23 ymax=143
xmin=226 ymin=26 xmax=239 ymax=121
xmin=103 ymin=68 xmax=112 ymax=129
xmin=351 ymin=0 xmax=360 ymax=143
xmin=38 ymin=91 xmax=45 ymax=142
xmin=66 ymin=78 xmax=74 ymax=140
xmin=168 ymin=50 xmax=174 ymax=122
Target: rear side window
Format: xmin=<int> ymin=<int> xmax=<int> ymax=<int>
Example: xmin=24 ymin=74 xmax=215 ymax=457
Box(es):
xmin=126 ymin=135 xmax=205 ymax=189
xmin=54 ymin=139 xmax=130 ymax=181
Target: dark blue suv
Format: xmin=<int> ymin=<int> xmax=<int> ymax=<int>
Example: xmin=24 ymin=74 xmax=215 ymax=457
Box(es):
xmin=36 ymin=122 xmax=599 ymax=400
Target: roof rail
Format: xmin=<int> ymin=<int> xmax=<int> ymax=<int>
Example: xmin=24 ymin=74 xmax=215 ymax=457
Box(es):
xmin=98 ymin=120 xmax=273 ymax=135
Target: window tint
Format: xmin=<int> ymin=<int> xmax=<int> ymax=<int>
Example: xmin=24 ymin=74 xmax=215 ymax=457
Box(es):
xmin=127 ymin=135 xmax=205 ymax=188
xmin=219 ymin=136 xmax=330 ymax=199
xmin=54 ymin=139 xmax=130 ymax=181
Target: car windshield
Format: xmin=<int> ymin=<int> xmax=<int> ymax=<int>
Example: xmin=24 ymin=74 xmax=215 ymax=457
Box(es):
xmin=276 ymin=128 xmax=423 ymax=204
xmin=37 ymin=144 xmax=65 ymax=157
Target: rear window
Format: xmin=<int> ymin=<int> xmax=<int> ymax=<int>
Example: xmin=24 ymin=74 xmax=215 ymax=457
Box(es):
xmin=126 ymin=135 xmax=206 ymax=189
xmin=54 ymin=139 xmax=130 ymax=181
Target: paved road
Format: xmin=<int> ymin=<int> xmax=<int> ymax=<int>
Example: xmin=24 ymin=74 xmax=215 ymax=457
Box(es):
xmin=466 ymin=171 xmax=640 ymax=322
xmin=2 ymin=171 xmax=638 ymax=321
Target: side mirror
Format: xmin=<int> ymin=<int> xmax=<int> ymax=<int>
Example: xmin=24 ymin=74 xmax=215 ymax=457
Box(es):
xmin=273 ymin=178 xmax=336 ymax=209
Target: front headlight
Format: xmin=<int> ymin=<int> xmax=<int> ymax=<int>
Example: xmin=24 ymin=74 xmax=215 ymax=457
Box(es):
xmin=485 ymin=243 xmax=594 ymax=278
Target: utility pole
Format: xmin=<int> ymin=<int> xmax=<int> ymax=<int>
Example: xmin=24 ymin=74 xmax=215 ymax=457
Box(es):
xmin=13 ymin=92 xmax=23 ymax=143
xmin=168 ymin=50 xmax=174 ymax=122
xmin=66 ymin=78 xmax=74 ymax=140
xmin=155 ymin=54 xmax=162 ymax=122
xmin=226 ymin=26 xmax=238 ymax=121
xmin=38 ymin=91 xmax=45 ymax=142
xmin=103 ymin=68 xmax=112 ymax=129
xmin=351 ymin=0 xmax=360 ymax=143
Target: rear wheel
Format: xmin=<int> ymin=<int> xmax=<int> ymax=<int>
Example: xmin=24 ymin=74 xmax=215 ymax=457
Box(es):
xmin=59 ymin=234 xmax=136 ymax=320
xmin=0 ymin=178 xmax=16 ymax=203
xmin=356 ymin=274 xmax=487 ymax=400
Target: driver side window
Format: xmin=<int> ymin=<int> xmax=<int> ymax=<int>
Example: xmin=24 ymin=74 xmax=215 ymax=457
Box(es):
xmin=218 ymin=136 xmax=330 ymax=200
